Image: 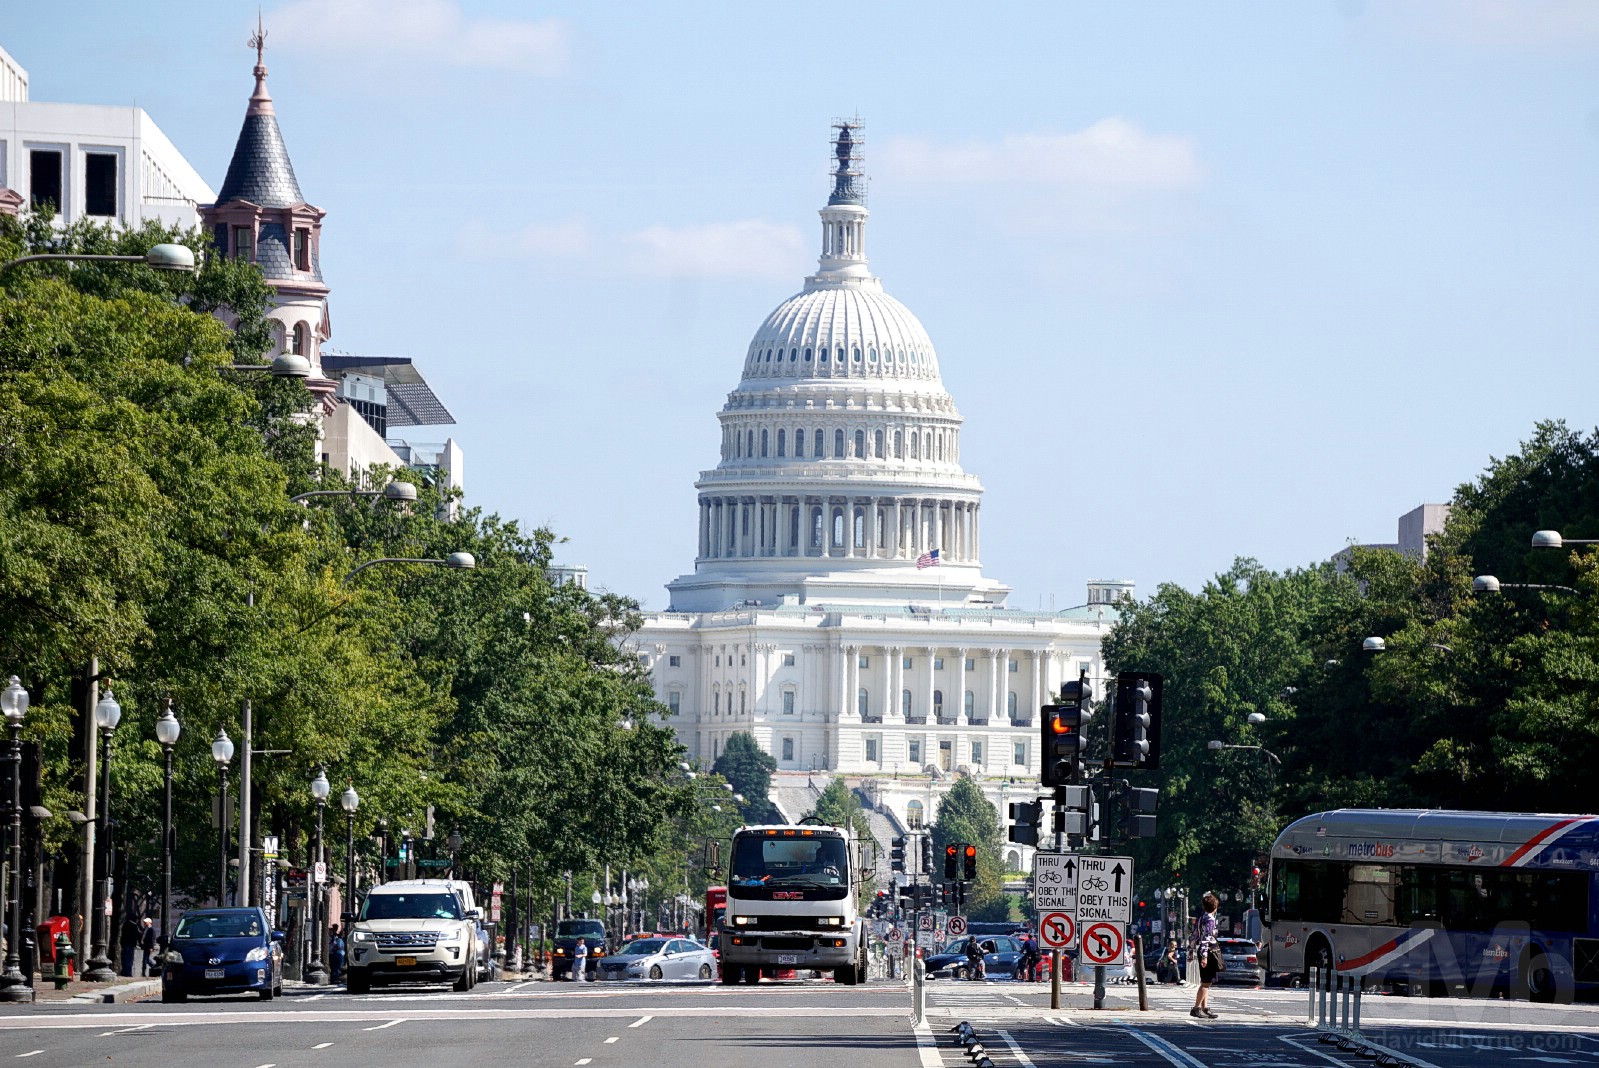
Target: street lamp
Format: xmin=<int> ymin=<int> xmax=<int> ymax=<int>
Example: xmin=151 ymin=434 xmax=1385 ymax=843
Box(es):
xmin=154 ymin=698 xmax=181 ymax=952
xmin=1532 ymin=530 xmax=1599 ymax=550
xmin=211 ymin=729 xmax=235 ymax=904
xmin=1472 ymin=574 xmax=1582 ymax=597
xmin=447 ymin=829 xmax=463 ymax=874
xmin=0 ymin=676 xmax=33 ymax=1002
xmin=376 ymin=818 xmax=389 ymax=885
xmin=306 ymin=767 xmax=331 ymax=985
xmin=1361 ymin=636 xmax=1453 ymax=654
xmin=226 ymin=353 xmax=312 ymax=378
xmin=291 ymin=481 xmax=418 ymax=506
xmin=1206 ymin=740 xmax=1282 ymax=765
xmin=0 ymin=243 xmax=196 ymax=275
xmin=341 ymin=785 xmax=359 ymax=915
xmin=82 ymin=688 xmax=122 ymax=982
xmin=343 ymin=551 xmax=476 ymax=584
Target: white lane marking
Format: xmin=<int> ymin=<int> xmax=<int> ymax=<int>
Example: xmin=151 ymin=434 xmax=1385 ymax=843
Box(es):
xmin=1002 ymin=993 xmax=1024 ymax=1005
xmin=604 ymin=1037 xmax=619 ymax=1044
xmin=16 ymin=1053 xmax=44 ymax=1059
xmin=995 ymin=1029 xmax=1039 ymax=1068
xmin=576 ymin=1060 xmax=592 ymax=1066
xmin=1123 ymin=1027 xmax=1210 ymax=1068
xmin=313 ymin=1042 xmax=333 ymax=1049
xmin=909 ymin=1019 xmax=942 ymax=1068
xmin=362 ymin=1019 xmax=405 ymax=1031
xmin=303 ymin=993 xmax=327 ymax=1002
xmin=98 ymin=1023 xmax=155 ymax=1037
xmin=1282 ymin=1034 xmax=1441 ymax=1068
xmin=253 ymin=1064 xmax=276 ymax=1068
xmin=501 ymin=981 xmax=532 ymax=994
xmin=627 ymin=1015 xmax=652 ymax=1028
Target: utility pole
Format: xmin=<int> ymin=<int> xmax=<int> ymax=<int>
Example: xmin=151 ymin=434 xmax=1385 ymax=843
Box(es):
xmin=237 ymin=698 xmax=252 ymax=907
xmin=79 ymin=658 xmax=99 ymax=965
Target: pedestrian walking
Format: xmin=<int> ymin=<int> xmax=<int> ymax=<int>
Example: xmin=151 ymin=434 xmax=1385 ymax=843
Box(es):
xmin=328 ymin=924 xmax=347 ymax=984
xmin=963 ymin=937 xmax=984 ymax=981
xmin=1156 ymin=938 xmax=1182 ymax=984
xmin=1020 ymin=933 xmax=1041 ymax=982
xmin=120 ymin=914 xmax=140 ymax=977
xmin=572 ymin=937 xmax=589 ymax=982
xmin=139 ymin=918 xmax=157 ymax=976
xmin=1190 ymin=893 xmax=1221 ymax=1019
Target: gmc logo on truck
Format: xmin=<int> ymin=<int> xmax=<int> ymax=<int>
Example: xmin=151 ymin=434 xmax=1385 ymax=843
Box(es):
xmin=773 ymin=892 xmax=803 ymax=900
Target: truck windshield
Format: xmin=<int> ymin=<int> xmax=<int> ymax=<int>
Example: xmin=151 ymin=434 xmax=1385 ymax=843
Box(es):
xmin=360 ymin=893 xmax=462 ymax=921
xmin=557 ymin=920 xmax=607 ymax=939
xmin=731 ymin=834 xmax=848 ymax=887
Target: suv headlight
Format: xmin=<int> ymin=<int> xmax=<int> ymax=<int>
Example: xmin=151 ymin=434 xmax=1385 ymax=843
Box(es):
xmin=436 ymin=929 xmax=465 ymax=944
xmin=245 ymin=945 xmax=270 ymax=962
xmin=351 ymin=929 xmax=375 ymax=944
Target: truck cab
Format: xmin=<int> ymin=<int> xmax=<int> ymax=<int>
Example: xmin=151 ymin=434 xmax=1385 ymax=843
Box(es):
xmin=719 ymin=823 xmax=867 ymax=985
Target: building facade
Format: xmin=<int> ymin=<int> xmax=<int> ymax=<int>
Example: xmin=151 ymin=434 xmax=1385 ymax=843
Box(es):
xmin=625 ymin=122 xmax=1128 ymax=841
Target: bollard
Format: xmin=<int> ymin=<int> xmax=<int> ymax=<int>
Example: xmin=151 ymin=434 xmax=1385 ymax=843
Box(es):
xmin=1306 ymin=966 xmax=1317 ymax=1027
xmin=1317 ymin=967 xmax=1337 ymax=1043
xmin=912 ymin=955 xmax=926 ymax=1025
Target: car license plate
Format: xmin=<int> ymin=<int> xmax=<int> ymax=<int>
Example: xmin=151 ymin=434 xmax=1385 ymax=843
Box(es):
xmin=777 ymin=955 xmax=798 ymax=965
xmin=396 ymin=956 xmax=417 ymax=967
xmin=204 ymin=968 xmax=225 ymax=979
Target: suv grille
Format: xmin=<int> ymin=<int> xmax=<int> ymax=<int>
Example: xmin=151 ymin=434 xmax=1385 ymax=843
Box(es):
xmin=374 ymin=931 xmax=440 ymax=951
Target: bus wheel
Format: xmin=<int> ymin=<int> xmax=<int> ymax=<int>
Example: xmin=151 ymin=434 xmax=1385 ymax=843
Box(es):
xmin=1303 ymin=938 xmax=1333 ymax=988
xmin=1519 ymin=951 xmax=1557 ymax=1004
xmin=720 ymin=964 xmax=741 ymax=985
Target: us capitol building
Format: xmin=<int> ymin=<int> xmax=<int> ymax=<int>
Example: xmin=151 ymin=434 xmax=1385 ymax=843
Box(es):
xmin=624 ymin=122 xmax=1129 ymax=838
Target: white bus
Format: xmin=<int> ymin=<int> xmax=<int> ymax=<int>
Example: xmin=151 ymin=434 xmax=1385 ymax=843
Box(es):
xmin=1265 ymin=809 xmax=1599 ymax=1001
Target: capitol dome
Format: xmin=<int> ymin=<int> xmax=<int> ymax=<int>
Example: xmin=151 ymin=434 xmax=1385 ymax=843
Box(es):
xmin=665 ymin=121 xmax=1010 ymax=613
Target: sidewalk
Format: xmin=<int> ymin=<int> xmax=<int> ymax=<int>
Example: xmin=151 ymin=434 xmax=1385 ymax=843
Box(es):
xmin=6 ymin=975 xmax=161 ymax=1005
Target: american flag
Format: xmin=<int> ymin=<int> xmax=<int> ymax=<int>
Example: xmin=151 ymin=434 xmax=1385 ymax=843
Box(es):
xmin=916 ymin=548 xmax=941 ymax=569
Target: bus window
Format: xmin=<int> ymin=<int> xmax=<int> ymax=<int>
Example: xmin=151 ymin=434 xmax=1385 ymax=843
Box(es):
xmin=1343 ymin=864 xmax=1397 ymax=926
xmin=1272 ymin=860 xmax=1347 ymax=924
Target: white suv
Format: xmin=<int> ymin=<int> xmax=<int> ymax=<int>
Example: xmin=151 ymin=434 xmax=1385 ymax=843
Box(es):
xmin=346 ymin=879 xmax=481 ymax=993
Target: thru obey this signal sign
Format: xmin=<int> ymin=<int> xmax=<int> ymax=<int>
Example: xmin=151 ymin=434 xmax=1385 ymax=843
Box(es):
xmin=1038 ymin=911 xmax=1075 ymax=950
xmin=1080 ymin=921 xmax=1124 ymax=965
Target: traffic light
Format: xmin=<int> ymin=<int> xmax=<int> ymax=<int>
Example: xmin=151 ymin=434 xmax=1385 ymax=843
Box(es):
xmin=891 ymin=835 xmax=907 ymax=873
xmin=962 ymin=844 xmax=977 ymax=881
xmin=1008 ymin=799 xmax=1042 ymax=846
xmin=940 ymin=883 xmax=954 ymax=907
xmin=1120 ymin=784 xmax=1159 ymax=838
xmin=920 ymin=836 xmax=934 ymax=875
xmin=1041 ymin=670 xmax=1092 ymax=786
xmin=944 ymin=843 xmax=959 ymax=880
xmin=1112 ymin=671 xmax=1163 ymax=769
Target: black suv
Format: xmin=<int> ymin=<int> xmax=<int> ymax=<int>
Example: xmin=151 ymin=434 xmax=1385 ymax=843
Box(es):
xmin=552 ymin=918 xmax=608 ymax=980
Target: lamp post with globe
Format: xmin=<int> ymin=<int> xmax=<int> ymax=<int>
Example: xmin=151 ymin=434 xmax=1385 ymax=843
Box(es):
xmin=305 ymin=768 xmax=331 ymax=985
xmin=154 ymin=699 xmax=181 ymax=949
xmin=340 ymin=785 xmax=359 ymax=913
xmin=0 ymin=677 xmax=33 ymax=1002
xmin=82 ymin=689 xmax=122 ymax=982
xmin=211 ymin=729 xmax=235 ymax=903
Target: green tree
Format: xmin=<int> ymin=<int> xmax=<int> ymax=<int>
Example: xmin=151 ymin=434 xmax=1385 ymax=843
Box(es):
xmin=807 ymin=777 xmax=877 ymax=908
xmin=712 ymin=732 xmax=777 ymax=822
xmin=930 ymin=775 xmax=1006 ymax=920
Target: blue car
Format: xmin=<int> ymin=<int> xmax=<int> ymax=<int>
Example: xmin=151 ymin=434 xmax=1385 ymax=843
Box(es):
xmin=162 ymin=906 xmax=284 ymax=1002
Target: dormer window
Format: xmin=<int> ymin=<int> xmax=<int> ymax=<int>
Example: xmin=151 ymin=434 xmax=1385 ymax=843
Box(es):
xmin=232 ymin=226 xmax=254 ymax=262
xmin=293 ymin=228 xmax=310 ymax=271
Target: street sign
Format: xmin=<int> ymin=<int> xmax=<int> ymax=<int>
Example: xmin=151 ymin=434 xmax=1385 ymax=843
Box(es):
xmin=262 ymin=835 xmax=279 ymax=861
xmin=1080 ymin=921 xmax=1124 ymax=965
xmin=313 ymin=861 xmax=326 ymax=885
xmin=1074 ymin=854 xmax=1133 ymax=925
xmin=1038 ymin=911 xmax=1075 ymax=950
xmin=946 ymin=915 xmax=968 ymax=937
xmin=918 ymin=913 xmax=934 ymax=932
xmin=1033 ymin=852 xmax=1078 ymax=912
xmin=885 ymin=927 xmax=903 ymax=944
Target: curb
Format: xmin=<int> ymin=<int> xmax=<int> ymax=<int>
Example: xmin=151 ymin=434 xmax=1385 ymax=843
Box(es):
xmin=71 ymin=979 xmax=161 ymax=1004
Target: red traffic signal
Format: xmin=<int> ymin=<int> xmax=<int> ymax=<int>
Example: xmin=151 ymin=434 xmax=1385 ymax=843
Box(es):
xmin=962 ymin=843 xmax=977 ymax=880
xmin=944 ymin=843 xmax=958 ymax=879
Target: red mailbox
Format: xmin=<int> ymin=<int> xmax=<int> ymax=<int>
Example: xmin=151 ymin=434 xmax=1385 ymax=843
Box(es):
xmin=37 ymin=916 xmax=74 ymax=976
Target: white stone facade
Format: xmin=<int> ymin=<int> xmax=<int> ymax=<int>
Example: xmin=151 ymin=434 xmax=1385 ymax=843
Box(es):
xmin=623 ymin=124 xmax=1130 ymax=840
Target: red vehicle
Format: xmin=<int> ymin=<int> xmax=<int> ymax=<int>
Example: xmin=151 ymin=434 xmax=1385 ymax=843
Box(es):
xmin=705 ymin=886 xmax=727 ymax=943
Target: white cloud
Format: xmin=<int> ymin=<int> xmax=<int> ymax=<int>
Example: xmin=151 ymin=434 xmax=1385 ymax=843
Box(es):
xmin=269 ymin=0 xmax=570 ymax=74
xmin=455 ymin=218 xmax=591 ymax=259
xmin=1386 ymin=0 xmax=1599 ymax=49
xmin=879 ymin=118 xmax=1203 ymax=190
xmin=623 ymin=220 xmax=806 ymax=279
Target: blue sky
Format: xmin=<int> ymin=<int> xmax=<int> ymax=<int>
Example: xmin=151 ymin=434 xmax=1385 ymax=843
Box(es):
xmin=7 ymin=1 xmax=1599 ymax=610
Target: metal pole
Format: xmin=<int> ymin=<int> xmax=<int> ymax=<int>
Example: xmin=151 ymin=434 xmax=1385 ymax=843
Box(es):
xmin=0 ymin=719 xmax=32 ymax=1001
xmin=306 ymin=800 xmax=327 ymax=984
xmin=161 ymin=743 xmax=174 ymax=948
xmin=237 ymin=699 xmax=252 ymax=908
xmin=79 ymin=659 xmax=98 ymax=966
xmin=345 ymin=812 xmax=355 ymax=915
xmin=218 ymin=766 xmax=230 ymax=904
xmin=82 ymin=727 xmax=116 ymax=981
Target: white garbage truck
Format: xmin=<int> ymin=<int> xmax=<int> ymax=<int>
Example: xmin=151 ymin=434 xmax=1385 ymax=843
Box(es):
xmin=718 ymin=821 xmax=868 ymax=985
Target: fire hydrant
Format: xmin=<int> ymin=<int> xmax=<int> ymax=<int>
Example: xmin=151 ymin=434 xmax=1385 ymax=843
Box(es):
xmin=53 ymin=933 xmax=75 ymax=990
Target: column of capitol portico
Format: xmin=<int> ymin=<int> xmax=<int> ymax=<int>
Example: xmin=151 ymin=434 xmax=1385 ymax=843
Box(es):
xmin=953 ymin=649 xmax=968 ymax=725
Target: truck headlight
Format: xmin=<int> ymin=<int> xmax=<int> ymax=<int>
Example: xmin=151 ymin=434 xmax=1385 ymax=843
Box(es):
xmin=245 ymin=945 xmax=270 ymax=963
xmin=733 ymin=916 xmax=753 ymax=926
xmin=817 ymin=917 xmax=843 ymax=926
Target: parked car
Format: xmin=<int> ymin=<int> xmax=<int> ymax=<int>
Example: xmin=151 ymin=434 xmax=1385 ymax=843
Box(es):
xmin=161 ymin=906 xmax=283 ymax=1002
xmin=1214 ymin=937 xmax=1265 ymax=987
xmin=551 ymin=917 xmax=609 ymax=980
xmin=925 ymin=936 xmax=1025 ymax=980
xmin=596 ymin=937 xmax=717 ymax=981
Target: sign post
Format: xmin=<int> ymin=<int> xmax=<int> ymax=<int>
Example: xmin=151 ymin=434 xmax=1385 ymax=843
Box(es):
xmin=1033 ymin=852 xmax=1078 ymax=1009
xmin=1073 ymin=853 xmax=1133 ymax=1009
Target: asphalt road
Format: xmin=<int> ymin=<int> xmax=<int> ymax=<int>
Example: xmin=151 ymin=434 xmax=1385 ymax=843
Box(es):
xmin=3 ymin=974 xmax=1598 ymax=1068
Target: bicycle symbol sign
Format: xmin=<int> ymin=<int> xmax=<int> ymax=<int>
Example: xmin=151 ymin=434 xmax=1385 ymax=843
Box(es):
xmin=1081 ymin=875 xmax=1109 ymax=892
xmin=1032 ymin=853 xmax=1078 ymax=912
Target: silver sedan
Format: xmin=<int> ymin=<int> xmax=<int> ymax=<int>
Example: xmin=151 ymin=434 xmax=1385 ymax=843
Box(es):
xmin=596 ymin=937 xmax=717 ymax=982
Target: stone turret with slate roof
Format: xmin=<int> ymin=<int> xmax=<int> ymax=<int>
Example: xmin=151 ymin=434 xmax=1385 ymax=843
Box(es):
xmin=200 ymin=20 xmax=336 ymax=411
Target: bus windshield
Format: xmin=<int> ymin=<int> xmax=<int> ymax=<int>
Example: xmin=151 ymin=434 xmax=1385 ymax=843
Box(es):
xmin=731 ymin=834 xmax=848 ymax=887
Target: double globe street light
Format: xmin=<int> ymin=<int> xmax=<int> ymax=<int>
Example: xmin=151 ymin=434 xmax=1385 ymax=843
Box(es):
xmin=306 ymin=768 xmax=331 ymax=986
xmin=155 ymin=700 xmax=181 ymax=953
xmin=82 ymin=689 xmax=122 ymax=983
xmin=212 ymin=729 xmax=235 ymax=904
xmin=342 ymin=786 xmax=360 ymax=924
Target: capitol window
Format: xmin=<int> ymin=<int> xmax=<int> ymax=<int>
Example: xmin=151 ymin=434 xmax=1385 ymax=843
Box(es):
xmin=790 ymin=348 xmax=797 ymax=361
xmin=964 ymin=691 xmax=975 ymax=718
xmin=782 ymin=690 xmax=795 ymax=714
xmin=777 ymin=348 xmax=785 ymax=362
xmin=668 ymin=655 xmax=681 ymax=667
xmin=854 ymin=430 xmax=865 ymax=457
xmin=783 ymin=653 xmax=796 ymax=666
xmin=971 ymin=741 xmax=984 ymax=765
xmin=776 ymin=430 xmax=786 ymax=457
xmin=668 ymin=692 xmax=681 ymax=715
xmin=747 ymin=430 xmax=755 ymax=456
xmin=820 ymin=348 xmax=829 ymax=363
xmin=857 ymin=688 xmax=869 ymax=717
xmin=805 ymin=347 xmax=812 ymax=361
xmin=858 ymin=654 xmax=869 ymax=668
xmin=832 ymin=507 xmax=845 ymax=546
xmin=761 ymin=430 xmax=768 ymax=457
xmin=910 ymin=435 xmax=919 ymax=460
xmin=965 ymin=658 xmax=975 ymax=671
xmin=834 ymin=429 xmax=844 ymax=457
xmin=868 ymin=347 xmax=876 ymax=361
xmin=901 ymin=690 xmax=911 ymax=716
xmin=894 ymin=431 xmax=903 ymax=458
xmin=865 ymin=737 xmax=878 ymax=763
xmin=1014 ymin=741 xmax=1027 ymax=765
xmin=1009 ymin=659 xmax=1018 ymax=672
xmin=782 ymin=737 xmax=794 ymax=762
xmin=794 ymin=429 xmax=804 ymax=457
xmin=714 ymin=691 xmax=721 ymax=714
xmin=934 ymin=658 xmax=945 ymax=670
xmin=814 ymin=429 xmax=824 ymax=456
xmin=932 ymin=690 xmax=944 ymax=718
xmin=902 ymin=656 xmax=913 ymax=669
xmin=852 ymin=347 xmax=861 ymax=362
xmin=766 ymin=348 xmax=773 ymax=361
xmin=875 ymin=430 xmax=884 ymax=458
xmin=811 ymin=507 xmax=824 ymax=548
xmin=1007 ymin=692 xmax=1018 ymax=719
